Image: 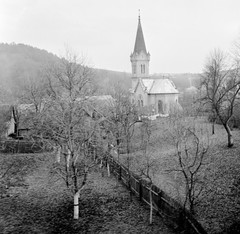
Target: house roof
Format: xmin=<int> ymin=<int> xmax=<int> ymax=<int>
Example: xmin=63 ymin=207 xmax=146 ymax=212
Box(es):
xmin=84 ymin=95 xmax=115 ymax=117
xmin=138 ymin=78 xmax=179 ymax=94
xmin=88 ymin=95 xmax=114 ymax=102
xmin=133 ymin=16 xmax=147 ymax=54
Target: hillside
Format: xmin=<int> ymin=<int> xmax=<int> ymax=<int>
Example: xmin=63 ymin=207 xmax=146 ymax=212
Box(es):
xmin=0 ymin=43 xmax=201 ymax=103
xmin=0 ymin=43 xmax=133 ymax=102
xmin=0 ymin=43 xmax=59 ymax=103
xmin=118 ymin=117 xmax=240 ymax=233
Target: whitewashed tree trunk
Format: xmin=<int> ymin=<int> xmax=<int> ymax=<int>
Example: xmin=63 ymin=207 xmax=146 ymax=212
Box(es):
xmin=67 ymin=149 xmax=71 ymax=168
xmin=107 ymin=162 xmax=110 ymax=177
xmin=93 ymin=147 xmax=96 ymax=161
xmin=73 ymin=192 xmax=80 ymax=219
xmin=56 ymin=146 xmax=61 ymax=163
xmin=99 ymin=159 xmax=104 ymax=177
xmin=149 ymin=185 xmax=153 ymax=224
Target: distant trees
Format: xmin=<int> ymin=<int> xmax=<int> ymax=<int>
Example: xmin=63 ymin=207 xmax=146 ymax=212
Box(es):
xmin=104 ymin=86 xmax=137 ymax=158
xmin=103 ymin=85 xmax=138 ymax=199
xmin=201 ymin=49 xmax=240 ymax=147
xmin=20 ymin=78 xmax=47 ymax=113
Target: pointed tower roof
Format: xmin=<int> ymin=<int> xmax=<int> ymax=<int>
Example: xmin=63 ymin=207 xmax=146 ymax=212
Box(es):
xmin=133 ymin=15 xmax=147 ymax=54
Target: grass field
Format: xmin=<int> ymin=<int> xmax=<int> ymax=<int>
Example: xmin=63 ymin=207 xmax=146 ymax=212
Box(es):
xmin=119 ymin=116 xmax=240 ymax=234
xmin=0 ymin=152 xmax=175 ymax=234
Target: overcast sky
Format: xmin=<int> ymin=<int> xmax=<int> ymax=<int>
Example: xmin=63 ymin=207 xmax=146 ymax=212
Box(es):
xmin=1 ymin=0 xmax=240 ymax=73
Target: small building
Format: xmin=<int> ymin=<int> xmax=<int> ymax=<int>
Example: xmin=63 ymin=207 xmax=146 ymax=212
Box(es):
xmin=5 ymin=104 xmax=33 ymax=139
xmin=0 ymin=104 xmax=12 ymax=138
xmin=130 ymin=15 xmax=180 ymax=115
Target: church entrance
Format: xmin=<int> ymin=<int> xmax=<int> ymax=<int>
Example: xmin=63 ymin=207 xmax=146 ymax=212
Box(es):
xmin=158 ymin=100 xmax=163 ymax=114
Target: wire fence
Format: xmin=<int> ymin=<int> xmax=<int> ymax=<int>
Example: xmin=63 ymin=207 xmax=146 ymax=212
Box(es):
xmin=0 ymin=140 xmax=44 ymax=153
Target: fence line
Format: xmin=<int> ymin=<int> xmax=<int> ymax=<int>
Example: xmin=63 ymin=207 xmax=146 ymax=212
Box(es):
xmin=103 ymin=154 xmax=207 ymax=234
xmin=0 ymin=140 xmax=44 ymax=153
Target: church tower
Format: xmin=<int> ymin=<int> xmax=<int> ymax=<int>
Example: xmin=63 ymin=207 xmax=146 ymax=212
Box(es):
xmin=130 ymin=14 xmax=150 ymax=90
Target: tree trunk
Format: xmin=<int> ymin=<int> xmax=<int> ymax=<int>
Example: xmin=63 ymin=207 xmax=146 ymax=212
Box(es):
xmin=149 ymin=184 xmax=153 ymax=224
xmin=116 ymin=138 xmax=120 ymax=162
xmin=212 ymin=121 xmax=215 ymax=135
xmin=64 ymin=150 xmax=71 ymax=188
xmin=99 ymin=159 xmax=104 ymax=177
xmin=73 ymin=168 xmax=88 ymax=220
xmin=67 ymin=149 xmax=71 ymax=168
xmin=128 ymin=174 xmax=132 ymax=202
xmin=93 ymin=147 xmax=96 ymax=161
xmin=73 ymin=192 xmax=80 ymax=219
xmin=223 ymin=123 xmax=234 ymax=147
xmin=55 ymin=146 xmax=61 ymax=163
xmin=211 ymin=111 xmax=216 ymax=135
xmin=107 ymin=162 xmax=110 ymax=177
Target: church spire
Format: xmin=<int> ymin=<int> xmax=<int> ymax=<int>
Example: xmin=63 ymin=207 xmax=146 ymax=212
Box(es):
xmin=133 ymin=12 xmax=147 ymax=54
xmin=130 ymin=13 xmax=150 ymax=88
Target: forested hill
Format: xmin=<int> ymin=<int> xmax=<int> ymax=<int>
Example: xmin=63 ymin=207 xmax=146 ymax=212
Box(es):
xmin=0 ymin=43 xmax=201 ymax=103
xmin=0 ymin=43 xmax=132 ymax=102
xmin=0 ymin=43 xmax=59 ymax=103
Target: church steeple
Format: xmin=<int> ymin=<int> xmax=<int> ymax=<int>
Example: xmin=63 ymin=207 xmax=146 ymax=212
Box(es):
xmin=133 ymin=14 xmax=147 ymax=54
xmin=130 ymin=13 xmax=150 ymax=89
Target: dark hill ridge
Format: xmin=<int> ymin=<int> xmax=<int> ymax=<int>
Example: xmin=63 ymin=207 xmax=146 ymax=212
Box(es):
xmin=0 ymin=43 xmax=59 ymax=102
xmin=0 ymin=43 xmax=201 ymax=103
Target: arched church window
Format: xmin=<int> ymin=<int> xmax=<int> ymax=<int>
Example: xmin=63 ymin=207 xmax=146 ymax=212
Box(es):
xmin=141 ymin=64 xmax=145 ymax=74
xmin=138 ymin=100 xmax=140 ymax=107
xmin=141 ymin=100 xmax=143 ymax=106
xmin=158 ymin=100 xmax=163 ymax=114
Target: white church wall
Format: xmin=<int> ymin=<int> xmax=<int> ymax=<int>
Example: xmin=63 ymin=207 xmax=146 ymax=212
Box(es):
xmin=134 ymin=81 xmax=148 ymax=107
xmin=148 ymin=93 xmax=179 ymax=114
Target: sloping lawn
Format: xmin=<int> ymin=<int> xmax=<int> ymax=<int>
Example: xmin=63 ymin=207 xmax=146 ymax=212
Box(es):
xmin=0 ymin=152 xmax=175 ymax=234
xmin=118 ymin=116 xmax=240 ymax=233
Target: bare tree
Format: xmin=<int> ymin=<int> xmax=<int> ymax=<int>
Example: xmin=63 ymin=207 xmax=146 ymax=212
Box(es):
xmin=201 ymin=49 xmax=240 ymax=147
xmin=137 ymin=119 xmax=158 ymax=224
xmin=104 ymin=85 xmax=138 ymax=199
xmin=20 ymin=77 xmax=47 ymax=113
xmin=27 ymin=50 xmax=97 ymax=219
xmin=168 ymin=118 xmax=208 ymax=215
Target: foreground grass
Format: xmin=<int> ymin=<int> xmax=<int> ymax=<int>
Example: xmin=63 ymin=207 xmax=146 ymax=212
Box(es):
xmin=0 ymin=153 xmax=175 ymax=234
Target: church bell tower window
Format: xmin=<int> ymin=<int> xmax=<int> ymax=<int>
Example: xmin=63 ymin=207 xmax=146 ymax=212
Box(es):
xmin=141 ymin=64 xmax=145 ymax=74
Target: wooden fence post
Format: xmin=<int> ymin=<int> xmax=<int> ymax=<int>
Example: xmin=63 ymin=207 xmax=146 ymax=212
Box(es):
xmin=157 ymin=191 xmax=162 ymax=212
xmin=118 ymin=165 xmax=121 ymax=180
xmin=139 ymin=180 xmax=142 ymax=201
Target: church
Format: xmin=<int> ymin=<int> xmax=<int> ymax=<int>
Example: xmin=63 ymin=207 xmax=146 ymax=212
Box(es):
xmin=130 ymin=15 xmax=180 ymax=115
